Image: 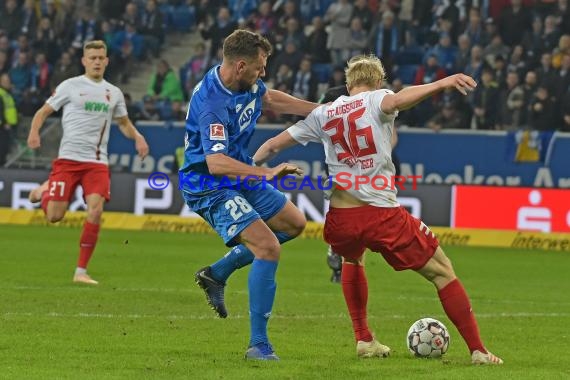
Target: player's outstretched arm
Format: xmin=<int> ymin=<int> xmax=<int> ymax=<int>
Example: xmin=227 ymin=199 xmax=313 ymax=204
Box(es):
xmin=253 ymin=131 xmax=300 ymax=166
xmin=262 ymin=89 xmax=319 ymax=117
xmin=27 ymin=103 xmax=55 ymax=149
xmin=206 ymin=153 xmax=302 ymax=180
xmin=381 ymin=74 xmax=477 ymax=114
xmin=115 ymin=116 xmax=149 ymax=159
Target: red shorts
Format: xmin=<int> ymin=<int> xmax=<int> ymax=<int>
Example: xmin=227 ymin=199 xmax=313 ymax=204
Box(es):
xmin=47 ymin=159 xmax=110 ymax=202
xmin=324 ymin=205 xmax=439 ymax=271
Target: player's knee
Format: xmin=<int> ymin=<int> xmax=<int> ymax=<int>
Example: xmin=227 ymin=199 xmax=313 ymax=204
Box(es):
xmin=87 ymin=204 xmax=104 ymax=223
xmin=287 ymin=213 xmax=307 ymax=237
xmin=46 ymin=211 xmax=65 ymax=223
xmin=255 ymin=238 xmax=281 ymax=260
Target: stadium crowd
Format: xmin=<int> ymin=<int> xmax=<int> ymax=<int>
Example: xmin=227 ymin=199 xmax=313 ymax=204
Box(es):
xmin=1 ymin=0 xmax=570 ymax=137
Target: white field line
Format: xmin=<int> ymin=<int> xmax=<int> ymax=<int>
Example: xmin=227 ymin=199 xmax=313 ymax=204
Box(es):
xmin=1 ymin=312 xmax=569 ymax=320
xmin=3 ymin=286 xmax=570 ymax=307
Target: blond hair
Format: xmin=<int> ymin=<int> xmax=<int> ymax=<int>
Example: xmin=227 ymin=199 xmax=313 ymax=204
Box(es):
xmin=83 ymin=40 xmax=107 ymax=55
xmin=345 ymin=55 xmax=386 ymax=90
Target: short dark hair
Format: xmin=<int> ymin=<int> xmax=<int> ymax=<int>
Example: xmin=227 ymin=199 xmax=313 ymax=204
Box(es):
xmin=223 ymin=29 xmax=272 ymax=61
xmin=319 ymin=85 xmax=348 ymax=103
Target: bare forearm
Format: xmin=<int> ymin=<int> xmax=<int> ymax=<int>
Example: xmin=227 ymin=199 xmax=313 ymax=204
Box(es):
xmin=253 ymin=139 xmax=280 ymax=165
xmin=206 ymin=154 xmax=270 ymax=179
xmin=264 ymin=89 xmax=318 ymax=116
xmin=393 ymin=81 xmax=445 ymax=111
xmin=30 ymin=109 xmax=50 ymax=133
xmin=119 ymin=119 xmax=142 ymax=140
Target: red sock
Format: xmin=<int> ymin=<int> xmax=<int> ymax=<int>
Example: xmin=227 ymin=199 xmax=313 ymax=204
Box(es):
xmin=341 ymin=263 xmax=373 ymax=342
xmin=40 ymin=191 xmax=49 ymax=214
xmin=78 ymin=221 xmax=100 ymax=269
xmin=438 ymin=279 xmax=486 ymax=353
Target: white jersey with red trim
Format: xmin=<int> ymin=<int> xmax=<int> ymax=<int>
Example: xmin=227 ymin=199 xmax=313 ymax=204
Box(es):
xmin=287 ymin=89 xmax=398 ymax=207
xmin=47 ymin=75 xmax=128 ymax=164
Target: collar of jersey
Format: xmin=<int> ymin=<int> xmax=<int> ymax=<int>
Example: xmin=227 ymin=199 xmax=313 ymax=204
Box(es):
xmin=213 ymin=65 xmax=234 ymax=96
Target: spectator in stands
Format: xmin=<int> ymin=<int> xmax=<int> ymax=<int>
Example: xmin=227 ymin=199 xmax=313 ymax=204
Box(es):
xmin=276 ymin=0 xmax=301 ymax=36
xmin=12 ymin=34 xmax=33 ymax=68
xmin=464 ymin=7 xmax=489 ymax=47
xmin=34 ymin=18 xmax=59 ymax=64
xmin=0 ymin=0 xmax=23 ymax=41
xmin=493 ymin=55 xmax=507 ymax=90
xmin=124 ymin=92 xmax=143 ymax=123
xmin=50 ymin=51 xmax=80 ymax=92
xmin=29 ymin=52 xmax=52 ymax=105
xmin=305 ymin=16 xmax=330 ymax=64
xmin=414 ymin=54 xmax=447 ymax=86
xmin=498 ymin=0 xmax=533 ymax=48
xmin=53 ymin=0 xmax=77 ymax=46
xmin=292 ymin=57 xmax=317 ymax=102
xmin=347 ymin=17 xmax=368 ymax=59
xmin=283 ymin=17 xmax=306 ymax=51
xmin=180 ymin=42 xmax=210 ymax=100
xmin=426 ymin=101 xmax=466 ymax=131
xmin=506 ymin=45 xmax=528 ymax=78
xmin=269 ymin=40 xmax=304 ymax=78
xmin=139 ymin=0 xmax=164 ymax=59
xmin=522 ymin=16 xmax=546 ymax=66
xmin=556 ymin=0 xmax=570 ymax=35
xmin=529 ymin=85 xmax=557 ymax=130
xmin=0 ymin=51 xmax=9 ymax=76
xmin=140 ymin=95 xmax=161 ymax=121
xmin=71 ymin=9 xmax=100 ymax=50
xmin=324 ymin=0 xmax=353 ymax=66
xmin=464 ymin=44 xmax=484 ymax=83
xmin=425 ymin=32 xmax=458 ymax=74
xmin=21 ymin=0 xmax=38 ymax=39
xmin=536 ymin=52 xmax=556 ymax=86
xmin=552 ymin=34 xmax=570 ymax=69
xmin=498 ymin=71 xmax=525 ymax=130
xmin=199 ymin=6 xmax=237 ymax=59
xmin=0 ymin=35 xmax=11 ymax=66
xmin=0 ymin=73 xmax=17 ymax=166
xmin=542 ymin=15 xmax=561 ymax=54
xmin=113 ymin=22 xmax=145 ymax=61
xmin=472 ymin=66 xmax=500 ymax=130
xmin=273 ymin=63 xmax=295 ymax=91
xmin=147 ymin=59 xmax=184 ymax=102
xmin=550 ymin=53 xmax=570 ymax=102
xmin=520 ymin=70 xmax=538 ymax=125
xmin=483 ymin=34 xmax=511 ymax=68
xmin=369 ymin=10 xmax=400 ymax=78
xmin=251 ymin=1 xmax=276 ymax=38
xmin=122 ymin=2 xmax=142 ymax=30
xmin=9 ymin=50 xmax=32 ymax=105
xmin=351 ymin=0 xmax=373 ymax=32
xmin=328 ymin=65 xmax=345 ymax=88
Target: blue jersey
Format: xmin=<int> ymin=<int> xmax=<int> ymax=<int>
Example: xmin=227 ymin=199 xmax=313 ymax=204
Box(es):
xmin=179 ymin=65 xmax=267 ymax=194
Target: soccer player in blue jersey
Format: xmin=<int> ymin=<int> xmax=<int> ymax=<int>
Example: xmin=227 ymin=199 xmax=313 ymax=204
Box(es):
xmin=179 ymin=29 xmax=318 ymax=360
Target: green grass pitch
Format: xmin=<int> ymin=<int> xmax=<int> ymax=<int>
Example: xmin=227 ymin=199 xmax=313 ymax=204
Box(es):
xmin=0 ymin=225 xmax=569 ymax=379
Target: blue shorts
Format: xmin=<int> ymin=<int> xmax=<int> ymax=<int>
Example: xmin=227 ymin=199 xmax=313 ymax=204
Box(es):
xmin=181 ymin=182 xmax=287 ymax=246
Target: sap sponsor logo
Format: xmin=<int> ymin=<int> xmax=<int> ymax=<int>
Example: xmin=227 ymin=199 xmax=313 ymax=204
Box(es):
xmin=211 ymin=143 xmax=226 ymax=152
xmin=209 ymin=123 xmax=226 ymax=140
xmin=239 ymin=99 xmax=256 ymax=131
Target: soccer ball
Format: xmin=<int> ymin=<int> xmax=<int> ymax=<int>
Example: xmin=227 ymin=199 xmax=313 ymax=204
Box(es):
xmin=407 ymin=318 xmax=450 ymax=358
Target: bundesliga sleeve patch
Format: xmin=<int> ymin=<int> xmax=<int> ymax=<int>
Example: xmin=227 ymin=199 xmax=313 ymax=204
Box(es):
xmin=209 ymin=123 xmax=226 ymax=140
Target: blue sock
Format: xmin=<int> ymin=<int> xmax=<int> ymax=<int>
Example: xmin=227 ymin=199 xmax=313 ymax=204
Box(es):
xmin=249 ymin=259 xmax=278 ymax=347
xmin=209 ymin=232 xmax=293 ymax=283
xmin=210 ymin=245 xmax=254 ymax=283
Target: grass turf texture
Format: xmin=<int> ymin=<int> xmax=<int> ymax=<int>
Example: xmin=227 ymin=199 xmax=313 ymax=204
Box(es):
xmin=0 ymin=225 xmax=569 ymax=379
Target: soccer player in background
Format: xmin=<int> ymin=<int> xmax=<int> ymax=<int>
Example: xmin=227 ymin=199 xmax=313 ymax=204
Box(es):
xmin=27 ymin=40 xmax=149 ymax=285
xmin=253 ymin=55 xmax=503 ymax=364
xmin=180 ymin=30 xmax=318 ymax=360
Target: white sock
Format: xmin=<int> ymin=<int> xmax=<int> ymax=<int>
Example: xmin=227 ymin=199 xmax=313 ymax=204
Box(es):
xmin=75 ymin=267 xmax=87 ymax=275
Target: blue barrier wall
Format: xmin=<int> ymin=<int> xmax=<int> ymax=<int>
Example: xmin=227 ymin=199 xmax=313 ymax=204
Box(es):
xmin=109 ymin=123 xmax=570 ymax=188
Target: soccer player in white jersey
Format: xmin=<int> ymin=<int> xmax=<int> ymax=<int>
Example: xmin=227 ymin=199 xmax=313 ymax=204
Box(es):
xmin=26 ymin=40 xmax=149 ymax=285
xmin=253 ymin=55 xmax=503 ymax=365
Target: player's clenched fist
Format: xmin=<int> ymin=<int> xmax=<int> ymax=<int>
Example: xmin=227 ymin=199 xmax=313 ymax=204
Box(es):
xmin=27 ymin=131 xmax=41 ymax=149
